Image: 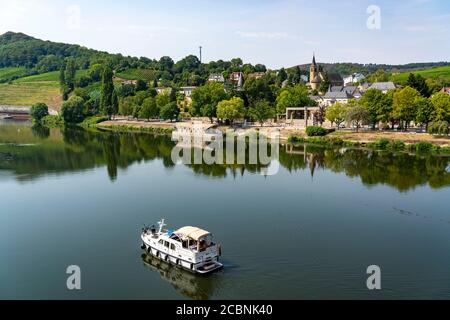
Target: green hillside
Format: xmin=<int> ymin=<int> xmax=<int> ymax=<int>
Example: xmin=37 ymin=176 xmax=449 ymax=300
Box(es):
xmin=0 ymin=67 xmax=28 ymax=82
xmin=13 ymin=70 xmax=88 ymax=83
xmin=116 ymin=68 xmax=156 ymax=81
xmin=0 ymin=81 xmax=61 ymax=108
xmin=392 ymin=66 xmax=450 ymax=84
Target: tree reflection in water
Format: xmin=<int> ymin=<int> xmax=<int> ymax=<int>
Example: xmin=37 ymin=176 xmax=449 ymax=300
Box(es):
xmin=0 ymin=125 xmax=449 ymax=191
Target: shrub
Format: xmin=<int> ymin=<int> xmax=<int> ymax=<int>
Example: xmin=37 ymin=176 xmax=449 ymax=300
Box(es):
xmin=41 ymin=115 xmax=64 ymax=128
xmin=387 ymin=140 xmax=406 ymax=151
xmin=81 ymin=116 xmax=109 ymax=127
xmin=306 ymin=126 xmax=328 ymax=137
xmin=30 ymin=103 xmax=49 ymax=123
xmin=369 ymin=139 xmax=390 ymax=150
xmin=414 ymin=142 xmax=434 ymax=153
xmin=428 ymin=121 xmax=449 ymax=135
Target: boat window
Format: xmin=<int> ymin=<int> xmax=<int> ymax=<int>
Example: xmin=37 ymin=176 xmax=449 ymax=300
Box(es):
xmin=158 ymin=240 xmax=164 ymax=245
xmin=164 ymin=241 xmax=170 ymax=248
xmin=170 ymin=244 xmax=176 ymax=251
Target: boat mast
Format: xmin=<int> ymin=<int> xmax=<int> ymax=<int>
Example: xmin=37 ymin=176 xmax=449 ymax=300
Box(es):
xmin=158 ymin=219 xmax=166 ymax=233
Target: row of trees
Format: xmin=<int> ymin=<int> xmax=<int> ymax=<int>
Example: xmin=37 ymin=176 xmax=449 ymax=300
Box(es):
xmin=326 ymin=87 xmax=450 ymax=132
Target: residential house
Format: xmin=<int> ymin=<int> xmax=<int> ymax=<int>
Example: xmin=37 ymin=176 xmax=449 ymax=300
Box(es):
xmin=440 ymin=87 xmax=450 ymax=95
xmin=300 ymin=75 xmax=309 ymax=83
xmin=369 ymin=82 xmax=397 ymax=94
xmin=322 ymin=86 xmax=362 ymax=106
xmin=343 ymin=73 xmax=365 ymax=86
xmin=230 ymin=72 xmax=244 ymax=88
xmin=208 ymin=73 xmax=225 ymax=82
xmin=247 ymin=72 xmax=266 ymax=79
xmin=121 ymin=80 xmax=138 ymax=86
xmin=180 ymin=86 xmax=197 ymax=97
xmin=156 ymin=87 xmax=172 ymax=95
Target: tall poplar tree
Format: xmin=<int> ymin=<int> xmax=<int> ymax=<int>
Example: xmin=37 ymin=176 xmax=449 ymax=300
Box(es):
xmin=101 ymin=66 xmax=115 ymax=119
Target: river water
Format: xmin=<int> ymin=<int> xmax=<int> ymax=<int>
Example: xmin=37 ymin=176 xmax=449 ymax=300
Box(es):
xmin=1 ymin=121 xmax=450 ymax=299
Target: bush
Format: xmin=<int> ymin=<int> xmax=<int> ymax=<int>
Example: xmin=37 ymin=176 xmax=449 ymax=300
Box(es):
xmin=368 ymin=139 xmax=390 ymax=150
xmin=81 ymin=116 xmax=109 ymax=127
xmin=30 ymin=103 xmax=49 ymax=123
xmin=61 ymin=96 xmax=86 ymax=124
xmin=387 ymin=140 xmax=406 ymax=151
xmin=41 ymin=115 xmax=64 ymax=128
xmin=428 ymin=121 xmax=449 ymax=135
xmin=306 ymin=126 xmax=328 ymax=137
xmin=414 ymin=142 xmax=434 ymax=153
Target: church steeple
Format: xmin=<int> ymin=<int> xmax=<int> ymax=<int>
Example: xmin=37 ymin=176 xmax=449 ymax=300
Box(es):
xmin=312 ymin=52 xmax=316 ymax=66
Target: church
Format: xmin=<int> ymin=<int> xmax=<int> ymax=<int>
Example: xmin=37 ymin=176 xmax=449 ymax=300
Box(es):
xmin=309 ymin=54 xmax=344 ymax=91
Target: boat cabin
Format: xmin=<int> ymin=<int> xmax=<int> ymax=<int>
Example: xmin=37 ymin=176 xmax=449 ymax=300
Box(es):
xmin=171 ymin=226 xmax=214 ymax=253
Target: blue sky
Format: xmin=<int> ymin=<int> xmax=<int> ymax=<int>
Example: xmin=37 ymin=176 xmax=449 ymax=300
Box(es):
xmin=0 ymin=0 xmax=449 ymax=68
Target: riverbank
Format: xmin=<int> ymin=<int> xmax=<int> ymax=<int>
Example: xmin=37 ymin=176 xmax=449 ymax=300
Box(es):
xmin=92 ymin=119 xmax=450 ymax=146
xmin=95 ymin=119 xmax=175 ymax=134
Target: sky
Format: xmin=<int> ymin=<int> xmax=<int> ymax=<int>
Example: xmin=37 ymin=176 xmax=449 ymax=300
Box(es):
xmin=0 ymin=0 xmax=449 ymax=69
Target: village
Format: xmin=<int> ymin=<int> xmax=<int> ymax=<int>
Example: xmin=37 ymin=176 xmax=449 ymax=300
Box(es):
xmin=95 ymin=54 xmax=450 ymax=146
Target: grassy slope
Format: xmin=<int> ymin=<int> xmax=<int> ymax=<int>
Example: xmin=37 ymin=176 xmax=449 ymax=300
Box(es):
xmin=0 ymin=67 xmax=28 ymax=81
xmin=116 ymin=68 xmax=156 ymax=81
xmin=0 ymin=69 xmax=88 ymax=110
xmin=392 ymin=66 xmax=450 ymax=84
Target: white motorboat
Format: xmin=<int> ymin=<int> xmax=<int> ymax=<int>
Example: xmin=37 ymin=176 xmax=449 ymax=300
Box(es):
xmin=141 ymin=219 xmax=223 ymax=274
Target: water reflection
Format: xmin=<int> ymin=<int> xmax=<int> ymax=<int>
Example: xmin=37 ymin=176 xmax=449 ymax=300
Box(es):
xmin=0 ymin=124 xmax=449 ymax=191
xmin=141 ymin=253 xmax=217 ymax=300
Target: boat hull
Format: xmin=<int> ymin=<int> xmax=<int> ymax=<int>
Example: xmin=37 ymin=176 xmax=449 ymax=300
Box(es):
xmin=141 ymin=242 xmax=223 ymax=275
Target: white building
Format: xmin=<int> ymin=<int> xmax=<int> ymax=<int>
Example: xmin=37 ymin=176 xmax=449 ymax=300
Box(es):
xmin=156 ymin=87 xmax=172 ymax=95
xmin=180 ymin=86 xmax=197 ymax=97
xmin=343 ymin=73 xmax=365 ymax=86
xmin=208 ymin=74 xmax=225 ymax=82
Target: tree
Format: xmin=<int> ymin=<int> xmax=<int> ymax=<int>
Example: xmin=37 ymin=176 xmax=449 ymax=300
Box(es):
xmin=244 ymin=77 xmax=275 ymax=106
xmin=276 ymin=84 xmax=313 ymax=114
xmin=112 ymin=91 xmax=119 ymax=119
xmin=367 ymin=69 xmax=390 ymax=83
xmin=64 ymin=58 xmax=77 ymax=91
xmin=100 ymin=66 xmax=115 ymax=119
xmin=156 ymin=92 xmax=171 ymax=109
xmin=430 ymin=92 xmax=450 ymax=122
xmin=359 ymin=89 xmax=384 ymax=128
xmin=30 ymin=103 xmax=49 ymax=123
xmin=190 ymin=82 xmax=228 ymax=122
xmin=88 ymin=64 xmax=103 ymax=82
xmin=289 ymin=66 xmax=303 ymax=85
xmin=276 ymin=68 xmax=288 ymax=86
xmin=160 ymin=102 xmax=180 ymax=122
xmin=135 ymin=79 xmax=148 ymax=92
xmin=346 ymin=105 xmax=370 ymax=132
xmin=393 ymin=86 xmax=421 ymax=130
xmin=325 ymin=103 xmax=349 ymax=129
xmin=318 ymin=74 xmax=330 ymax=94
xmin=216 ymin=97 xmax=245 ymax=124
xmin=139 ymin=97 xmax=159 ymax=121
xmin=248 ymin=101 xmax=275 ymax=127
xmin=406 ymin=73 xmax=430 ymax=97
xmin=61 ymin=96 xmax=85 ymax=123
xmin=415 ymin=97 xmax=434 ymax=131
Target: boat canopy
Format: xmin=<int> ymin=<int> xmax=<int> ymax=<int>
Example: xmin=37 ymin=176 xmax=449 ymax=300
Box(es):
xmin=175 ymin=226 xmax=211 ymax=241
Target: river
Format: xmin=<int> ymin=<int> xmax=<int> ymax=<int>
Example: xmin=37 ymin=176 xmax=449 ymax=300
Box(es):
xmin=1 ymin=121 xmax=450 ymax=299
